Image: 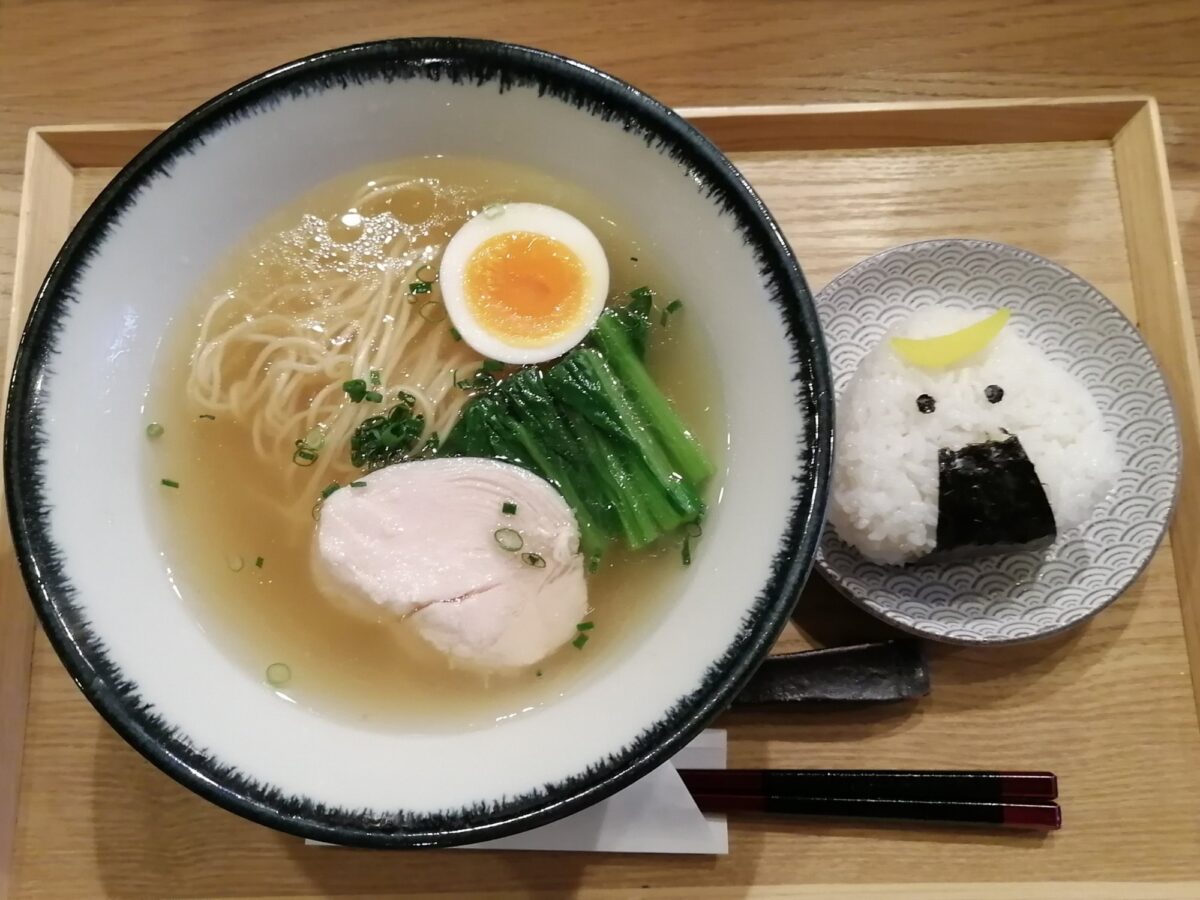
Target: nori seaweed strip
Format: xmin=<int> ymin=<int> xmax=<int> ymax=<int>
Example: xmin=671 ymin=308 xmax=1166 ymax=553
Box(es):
xmin=930 ymin=435 xmax=1056 ymax=561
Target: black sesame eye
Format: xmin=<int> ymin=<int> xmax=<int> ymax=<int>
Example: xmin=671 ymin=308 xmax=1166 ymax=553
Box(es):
xmin=984 ymin=384 xmax=1004 ymax=404
xmin=916 ymin=394 xmax=936 ymax=414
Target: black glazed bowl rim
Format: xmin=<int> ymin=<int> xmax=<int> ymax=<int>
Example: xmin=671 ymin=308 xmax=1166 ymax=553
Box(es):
xmin=4 ymin=37 xmax=833 ymax=848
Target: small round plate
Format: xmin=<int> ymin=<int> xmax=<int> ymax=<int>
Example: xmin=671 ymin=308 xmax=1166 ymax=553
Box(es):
xmin=814 ymin=239 xmax=1180 ymax=644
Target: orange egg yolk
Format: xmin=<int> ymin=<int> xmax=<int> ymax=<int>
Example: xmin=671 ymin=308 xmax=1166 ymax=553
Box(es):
xmin=463 ymin=231 xmax=588 ymax=346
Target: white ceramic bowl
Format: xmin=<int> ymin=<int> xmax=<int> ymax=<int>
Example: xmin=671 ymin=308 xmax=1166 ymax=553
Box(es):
xmin=5 ymin=38 xmax=832 ymax=847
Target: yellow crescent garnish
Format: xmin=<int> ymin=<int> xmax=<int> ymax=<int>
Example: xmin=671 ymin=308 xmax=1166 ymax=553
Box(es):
xmin=890 ymin=308 xmax=1011 ymax=369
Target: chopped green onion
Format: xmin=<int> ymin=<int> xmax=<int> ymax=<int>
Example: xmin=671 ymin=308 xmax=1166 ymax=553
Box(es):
xmin=292 ymin=447 xmax=319 ymax=467
xmin=572 ymin=633 xmax=589 ymax=650
xmin=521 ymin=552 xmax=546 ymax=568
xmin=409 ymin=280 xmax=433 ymax=295
xmin=369 ymin=370 xmax=381 ymax=386
xmin=198 ymin=414 xmax=216 ymax=421
xmin=350 ymin=481 xmax=367 ymax=488
xmin=343 ymin=379 xmax=368 ymax=403
xmin=421 ymin=431 xmax=440 ymax=455
xmin=629 ymin=286 xmax=654 ymax=304
xmin=630 ymin=256 xmax=639 ymax=262
xmin=255 ymin=556 xmax=264 ymax=569
xmin=321 ymin=482 xmax=341 ymax=500
xmin=684 ymin=521 xmax=703 ymax=538
xmin=494 ymin=527 xmax=523 ymax=552
xmin=418 ymin=299 xmax=446 ymax=323
xmin=226 ymin=555 xmax=244 ymax=572
xmin=350 ymin=403 xmax=424 ymax=468
xmin=145 ymin=422 xmax=164 ymax=439
xmin=301 ymin=427 xmax=326 ymax=451
xmin=450 ymin=326 xmax=462 ymax=342
xmin=661 ymin=298 xmax=684 ymax=327
xmin=266 ymin=662 xmax=291 ymax=687
xmin=536 ymin=669 xmax=543 ymax=677
xmin=576 ymin=621 xmax=595 ymax=631
xmin=481 ymin=359 xmax=504 ymax=373
xmin=160 ymin=478 xmax=179 ymax=488
xmin=682 ymin=536 xmax=692 ymax=566
xmin=502 ymin=501 xmax=517 ymax=515
xmin=398 ymin=391 xmax=416 ymax=406
xmin=363 ymin=390 xmax=383 ymax=403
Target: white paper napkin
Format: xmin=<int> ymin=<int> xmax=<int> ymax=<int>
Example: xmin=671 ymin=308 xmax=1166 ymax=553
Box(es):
xmin=306 ymin=730 xmax=728 ymax=855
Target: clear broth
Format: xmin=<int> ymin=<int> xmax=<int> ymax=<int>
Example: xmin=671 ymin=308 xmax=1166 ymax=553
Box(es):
xmin=148 ymin=157 xmax=725 ymax=731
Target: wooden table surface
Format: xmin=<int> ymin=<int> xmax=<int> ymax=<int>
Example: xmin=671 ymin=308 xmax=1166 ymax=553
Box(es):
xmin=2 ymin=2 xmax=1200 ymax=898
xmin=2 ymin=0 xmax=1198 ymax=347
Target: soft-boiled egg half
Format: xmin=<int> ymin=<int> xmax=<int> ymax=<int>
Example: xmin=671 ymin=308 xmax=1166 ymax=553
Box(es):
xmin=439 ymin=202 xmax=609 ymax=364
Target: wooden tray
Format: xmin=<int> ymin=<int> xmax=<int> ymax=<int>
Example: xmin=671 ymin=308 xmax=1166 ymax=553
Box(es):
xmin=3 ymin=98 xmax=1199 ymax=899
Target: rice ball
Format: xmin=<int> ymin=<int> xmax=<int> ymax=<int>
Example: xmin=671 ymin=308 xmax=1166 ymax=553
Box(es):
xmin=830 ymin=306 xmax=1119 ymax=565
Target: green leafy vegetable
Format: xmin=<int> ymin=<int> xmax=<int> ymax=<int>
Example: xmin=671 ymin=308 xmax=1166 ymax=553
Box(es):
xmin=441 ymin=293 xmax=712 ymax=566
xmin=591 ymin=310 xmax=713 ymax=486
xmin=604 ymin=286 xmax=654 ymax=359
xmin=455 ymin=369 xmax=498 ymax=392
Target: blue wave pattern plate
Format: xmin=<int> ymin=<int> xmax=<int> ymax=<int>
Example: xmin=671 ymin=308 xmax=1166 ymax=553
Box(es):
xmin=815 ymin=239 xmax=1180 ymax=644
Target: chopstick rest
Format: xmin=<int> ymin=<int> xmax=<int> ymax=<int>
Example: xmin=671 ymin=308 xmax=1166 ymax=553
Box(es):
xmin=730 ymin=640 xmax=930 ymax=707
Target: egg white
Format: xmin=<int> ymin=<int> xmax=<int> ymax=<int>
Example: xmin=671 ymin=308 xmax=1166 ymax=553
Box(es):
xmin=439 ymin=202 xmax=610 ymax=364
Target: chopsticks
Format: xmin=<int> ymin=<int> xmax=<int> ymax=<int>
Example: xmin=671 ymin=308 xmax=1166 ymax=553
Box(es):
xmin=679 ymin=769 xmax=1061 ymax=831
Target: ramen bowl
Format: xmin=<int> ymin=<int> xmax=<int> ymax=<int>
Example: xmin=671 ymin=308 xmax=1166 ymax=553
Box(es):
xmin=5 ymin=38 xmax=832 ymax=847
